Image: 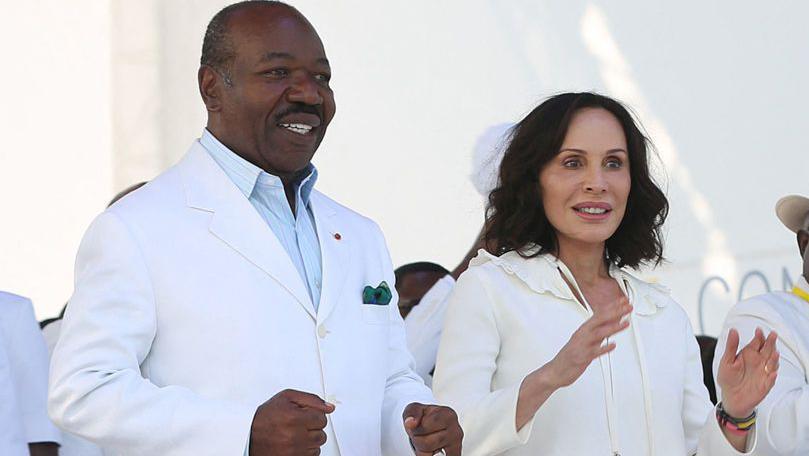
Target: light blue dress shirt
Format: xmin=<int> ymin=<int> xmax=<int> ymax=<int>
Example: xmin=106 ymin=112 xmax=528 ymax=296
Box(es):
xmin=200 ymin=129 xmax=323 ymax=311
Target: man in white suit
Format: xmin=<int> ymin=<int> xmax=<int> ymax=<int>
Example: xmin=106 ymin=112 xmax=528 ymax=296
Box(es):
xmin=48 ymin=2 xmax=462 ymax=455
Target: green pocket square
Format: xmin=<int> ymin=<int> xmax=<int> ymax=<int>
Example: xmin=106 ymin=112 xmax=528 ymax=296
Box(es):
xmin=363 ymin=281 xmax=392 ymax=305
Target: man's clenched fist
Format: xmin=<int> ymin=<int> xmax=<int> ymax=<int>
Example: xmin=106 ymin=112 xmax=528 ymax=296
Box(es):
xmin=403 ymin=403 xmax=463 ymax=456
xmin=249 ymin=389 xmax=335 ymax=456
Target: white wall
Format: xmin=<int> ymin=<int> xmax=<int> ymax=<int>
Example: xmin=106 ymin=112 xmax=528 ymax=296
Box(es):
xmin=2 ymin=1 xmax=807 ymax=334
xmin=0 ymin=1 xmax=113 ymax=319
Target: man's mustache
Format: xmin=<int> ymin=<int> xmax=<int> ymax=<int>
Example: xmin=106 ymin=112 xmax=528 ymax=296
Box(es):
xmin=275 ymin=103 xmax=322 ymax=122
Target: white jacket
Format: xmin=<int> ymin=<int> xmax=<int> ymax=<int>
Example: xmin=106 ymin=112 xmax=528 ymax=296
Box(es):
xmin=404 ymin=275 xmax=455 ymax=386
xmin=0 ymin=292 xmax=61 ymax=455
xmin=714 ymin=276 xmax=809 ymax=455
xmin=433 ymin=250 xmax=754 ymax=456
xmin=48 ymin=142 xmax=432 ymax=455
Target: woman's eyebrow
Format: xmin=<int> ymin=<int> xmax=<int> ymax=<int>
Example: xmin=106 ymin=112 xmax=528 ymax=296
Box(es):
xmin=559 ymin=148 xmax=627 ymax=154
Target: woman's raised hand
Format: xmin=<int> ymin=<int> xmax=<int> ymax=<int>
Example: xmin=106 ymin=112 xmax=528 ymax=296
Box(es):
xmin=717 ymin=327 xmax=779 ymax=418
xmin=515 ymin=297 xmax=633 ymax=430
xmin=545 ymin=297 xmax=632 ymax=389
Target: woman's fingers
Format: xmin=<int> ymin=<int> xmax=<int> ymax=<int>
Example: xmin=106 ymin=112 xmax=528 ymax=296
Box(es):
xmin=589 ymin=303 xmax=632 ymax=329
xmin=759 ymin=331 xmax=778 ymax=358
xmin=765 ymin=351 xmax=780 ymax=378
xmin=561 ymin=297 xmax=632 ymax=376
xmin=591 ymin=341 xmax=617 ymax=358
xmin=592 ymin=318 xmax=630 ymax=342
xmin=722 ymin=328 xmax=740 ymax=366
xmin=750 ymin=327 xmax=766 ymax=351
xmin=574 ymin=300 xmax=632 ymax=352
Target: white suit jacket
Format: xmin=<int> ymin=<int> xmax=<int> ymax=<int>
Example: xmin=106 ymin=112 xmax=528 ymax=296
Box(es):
xmin=43 ymin=319 xmax=104 ymax=456
xmin=714 ymin=276 xmax=809 ymax=456
xmin=0 ymin=292 xmax=61 ymax=455
xmin=48 ymin=142 xmax=433 ymax=456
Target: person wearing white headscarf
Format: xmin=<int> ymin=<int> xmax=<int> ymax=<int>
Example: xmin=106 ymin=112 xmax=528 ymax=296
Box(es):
xmin=403 ymin=123 xmax=513 ymax=386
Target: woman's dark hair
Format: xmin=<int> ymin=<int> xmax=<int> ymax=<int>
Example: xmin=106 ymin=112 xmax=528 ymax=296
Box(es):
xmin=484 ymin=92 xmax=669 ymax=268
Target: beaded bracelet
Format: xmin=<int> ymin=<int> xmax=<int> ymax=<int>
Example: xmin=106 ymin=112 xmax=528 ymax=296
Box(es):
xmin=716 ymin=402 xmax=756 ymax=435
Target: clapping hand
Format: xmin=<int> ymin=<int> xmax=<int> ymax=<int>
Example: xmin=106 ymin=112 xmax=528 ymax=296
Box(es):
xmin=717 ymin=327 xmax=779 ymax=418
xmin=403 ymin=403 xmax=463 ymax=456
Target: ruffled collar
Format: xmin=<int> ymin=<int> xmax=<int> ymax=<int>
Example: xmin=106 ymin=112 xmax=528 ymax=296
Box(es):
xmin=470 ymin=249 xmax=670 ymax=315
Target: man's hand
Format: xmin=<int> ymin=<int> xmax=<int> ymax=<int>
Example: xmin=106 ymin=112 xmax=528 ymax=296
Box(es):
xmin=249 ymin=389 xmax=335 ymax=456
xmin=403 ymin=403 xmax=463 ymax=456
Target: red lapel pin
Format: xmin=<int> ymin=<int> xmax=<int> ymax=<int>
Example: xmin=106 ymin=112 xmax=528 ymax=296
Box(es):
xmin=333 ymin=232 xmax=342 ymax=240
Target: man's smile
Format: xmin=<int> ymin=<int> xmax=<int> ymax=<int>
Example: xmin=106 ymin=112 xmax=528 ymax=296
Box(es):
xmin=279 ymin=122 xmax=314 ymax=135
xmin=276 ymin=111 xmax=322 ymax=136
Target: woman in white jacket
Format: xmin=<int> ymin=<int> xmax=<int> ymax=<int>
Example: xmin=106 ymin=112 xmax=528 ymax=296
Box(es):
xmin=433 ymin=92 xmax=779 ymax=456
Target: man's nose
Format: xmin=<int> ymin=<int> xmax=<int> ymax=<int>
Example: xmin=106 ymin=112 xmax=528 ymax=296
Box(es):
xmin=287 ymin=73 xmax=323 ymax=105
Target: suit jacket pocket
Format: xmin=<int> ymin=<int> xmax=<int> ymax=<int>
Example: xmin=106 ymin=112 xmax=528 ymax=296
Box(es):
xmin=361 ymin=304 xmax=390 ymax=325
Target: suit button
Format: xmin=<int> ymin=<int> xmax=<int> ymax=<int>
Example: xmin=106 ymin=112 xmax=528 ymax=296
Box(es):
xmin=318 ymin=325 xmax=328 ymax=339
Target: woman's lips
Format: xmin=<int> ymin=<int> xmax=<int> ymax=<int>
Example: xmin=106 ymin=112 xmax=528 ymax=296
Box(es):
xmin=572 ymin=202 xmax=612 ymax=220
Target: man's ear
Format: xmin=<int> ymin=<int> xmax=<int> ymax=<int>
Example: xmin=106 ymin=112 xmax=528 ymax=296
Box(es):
xmin=798 ymin=229 xmax=809 ymax=257
xmin=198 ymin=65 xmax=224 ymax=112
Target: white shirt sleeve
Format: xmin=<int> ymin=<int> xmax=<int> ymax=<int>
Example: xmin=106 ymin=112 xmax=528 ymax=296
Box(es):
xmin=404 ymin=275 xmax=455 ymax=385
xmin=48 ymin=211 xmax=255 ymax=455
xmin=0 ymin=293 xmax=61 ymax=446
xmin=433 ymin=269 xmax=536 ymax=456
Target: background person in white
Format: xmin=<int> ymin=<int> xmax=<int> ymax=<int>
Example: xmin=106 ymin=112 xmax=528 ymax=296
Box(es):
xmin=401 ymin=237 xmax=484 ymax=386
xmin=715 ymin=194 xmax=809 ymax=455
xmin=433 ymin=92 xmax=779 ymax=455
xmin=0 ymin=292 xmax=60 ymax=456
xmin=402 ymin=123 xmax=511 ymax=386
xmin=48 ymin=2 xmax=462 ymax=455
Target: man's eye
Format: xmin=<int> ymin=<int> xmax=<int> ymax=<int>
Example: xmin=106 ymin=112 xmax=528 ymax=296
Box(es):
xmin=314 ymin=73 xmax=331 ymax=82
xmin=264 ymin=68 xmax=288 ymax=78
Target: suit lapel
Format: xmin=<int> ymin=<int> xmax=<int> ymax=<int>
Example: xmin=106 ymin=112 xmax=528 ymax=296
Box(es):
xmin=179 ymin=142 xmax=316 ymax=320
xmin=310 ymin=193 xmax=352 ymax=324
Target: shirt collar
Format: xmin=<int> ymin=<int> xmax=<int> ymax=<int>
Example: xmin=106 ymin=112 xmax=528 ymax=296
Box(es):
xmin=797 ymin=276 xmax=809 ymax=294
xmin=200 ymin=129 xmax=318 ymax=205
xmin=470 ymin=249 xmax=668 ymax=315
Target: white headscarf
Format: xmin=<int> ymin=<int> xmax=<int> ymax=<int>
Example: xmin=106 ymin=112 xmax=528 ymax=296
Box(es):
xmin=470 ymin=123 xmax=515 ymax=197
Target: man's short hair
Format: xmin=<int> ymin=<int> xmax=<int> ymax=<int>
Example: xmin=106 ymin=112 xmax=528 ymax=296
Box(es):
xmin=200 ymin=0 xmax=293 ymax=82
xmin=108 ymin=182 xmax=147 ymax=207
xmin=394 ymin=262 xmax=450 ymax=286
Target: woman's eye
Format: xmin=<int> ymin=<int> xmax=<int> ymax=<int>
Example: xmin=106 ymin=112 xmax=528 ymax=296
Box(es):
xmin=563 ymin=158 xmax=581 ymax=168
xmin=605 ymin=158 xmax=623 ymax=169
